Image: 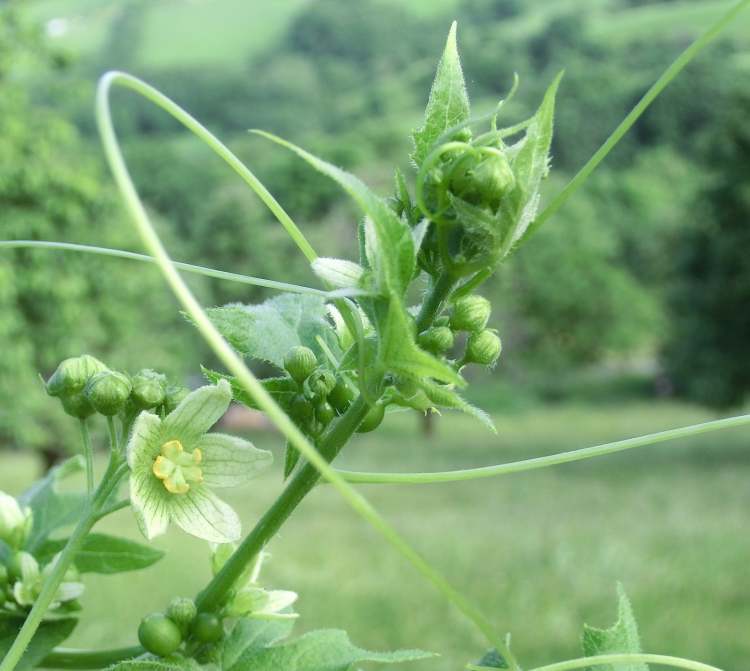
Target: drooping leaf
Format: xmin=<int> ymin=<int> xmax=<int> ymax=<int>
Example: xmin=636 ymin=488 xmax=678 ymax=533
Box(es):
xmin=0 ymin=614 xmax=77 ymax=671
xmin=379 ymin=297 xmax=464 ymax=387
xmin=224 ymin=628 xmax=434 ymax=671
xmin=19 ymin=456 xmax=87 ymax=552
xmin=412 ymin=21 xmax=471 ymax=166
xmin=37 ymin=533 xmax=164 ymax=574
xmin=222 ymin=617 xmax=295 ymax=671
xmin=582 ymin=584 xmax=649 ymax=671
xmin=206 ymin=293 xmax=339 ymax=369
xmin=252 ymin=131 xmax=415 ymax=297
xmin=506 ymin=72 xmax=563 ymax=250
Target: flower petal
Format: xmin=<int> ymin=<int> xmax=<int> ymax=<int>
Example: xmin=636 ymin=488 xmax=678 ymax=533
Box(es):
xmin=129 ymin=468 xmax=171 ymax=540
xmin=126 ymin=412 xmax=163 ymax=471
xmin=195 ymin=433 xmax=273 ymax=488
xmin=161 ymin=380 xmax=232 ymax=442
xmin=169 ymin=485 xmax=240 ymax=543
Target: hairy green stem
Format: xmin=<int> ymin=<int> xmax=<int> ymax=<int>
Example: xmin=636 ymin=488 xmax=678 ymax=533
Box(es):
xmin=0 ymin=455 xmax=126 ymax=671
xmin=415 ymin=272 xmax=457 ymax=333
xmin=41 ymin=647 xmax=145 ymax=670
xmin=196 ymin=394 xmax=371 ymax=612
xmin=524 ymin=0 xmax=750 ymax=244
xmin=528 ymin=653 xmax=723 ymax=671
xmin=97 ymin=71 xmax=518 ymax=667
xmin=335 ymin=413 xmax=750 ymax=485
xmin=0 ymin=240 xmax=327 ymax=296
xmin=78 ymin=420 xmax=94 ymax=495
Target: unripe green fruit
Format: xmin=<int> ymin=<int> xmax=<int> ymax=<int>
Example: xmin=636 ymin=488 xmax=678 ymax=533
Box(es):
xmin=328 ymin=381 xmax=354 ymax=414
xmin=60 ymin=392 xmax=95 ymax=420
xmin=465 ymin=329 xmax=502 ymax=366
xmin=166 ymin=597 xmax=197 ymax=634
xmin=356 ymin=404 xmax=385 ymax=433
xmin=303 ymin=369 xmax=336 ymax=400
xmin=315 ymin=401 xmax=335 ymax=426
xmin=284 ymin=346 xmax=317 ymax=384
xmin=289 ymin=394 xmax=313 ymax=426
xmin=132 ymin=369 xmax=167 ymax=409
xmin=418 ymin=326 xmax=454 ymax=355
xmin=450 ymin=295 xmax=491 ymax=333
xmin=46 ymin=355 xmax=108 ymax=397
xmin=163 ymin=385 xmax=189 ymax=414
xmin=191 ymin=612 xmax=223 ymax=643
xmin=85 ymin=370 xmax=132 ymax=416
xmin=138 ymin=613 xmax=183 ymax=657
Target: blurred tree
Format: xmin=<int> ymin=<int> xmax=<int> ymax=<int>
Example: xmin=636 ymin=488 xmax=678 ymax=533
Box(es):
xmin=663 ymin=90 xmax=750 ymax=408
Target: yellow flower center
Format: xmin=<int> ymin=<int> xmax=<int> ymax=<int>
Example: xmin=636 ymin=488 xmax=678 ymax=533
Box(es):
xmin=152 ymin=440 xmax=203 ymax=494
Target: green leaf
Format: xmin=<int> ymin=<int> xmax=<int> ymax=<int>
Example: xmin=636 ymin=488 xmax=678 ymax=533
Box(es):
xmin=379 ymin=297 xmax=464 ymax=387
xmin=107 ymin=656 xmax=199 ymax=671
xmin=223 ymin=617 xmax=295 ymax=671
xmin=37 ymin=533 xmax=164 ymax=575
xmin=505 ymin=72 xmax=563 ymax=251
xmin=283 ymin=441 xmax=301 ymax=480
xmin=582 ymin=584 xmax=648 ymax=671
xmin=19 ymin=456 xmax=87 ymax=552
xmin=206 ymin=293 xmax=338 ymax=369
xmin=202 ymin=368 xmax=297 ymax=411
xmin=421 ymin=380 xmax=495 ymax=433
xmin=0 ymin=614 xmax=77 ymax=671
xmin=225 ymin=628 xmax=433 ymax=671
xmin=252 ymin=131 xmax=414 ymax=297
xmin=412 ymin=21 xmax=470 ymax=166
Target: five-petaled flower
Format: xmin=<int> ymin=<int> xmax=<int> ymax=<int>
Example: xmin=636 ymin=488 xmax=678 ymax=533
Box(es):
xmin=127 ymin=380 xmax=272 ymax=543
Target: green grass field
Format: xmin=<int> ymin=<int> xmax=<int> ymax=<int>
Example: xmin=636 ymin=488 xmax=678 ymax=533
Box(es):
xmin=2 ymin=400 xmax=748 ymax=669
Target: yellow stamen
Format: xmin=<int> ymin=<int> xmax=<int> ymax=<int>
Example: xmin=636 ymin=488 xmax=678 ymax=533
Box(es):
xmin=153 ymin=439 xmax=203 ymax=495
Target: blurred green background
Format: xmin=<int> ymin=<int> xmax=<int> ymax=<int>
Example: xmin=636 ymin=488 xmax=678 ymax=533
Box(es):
xmin=1 ymin=0 xmax=749 ymax=668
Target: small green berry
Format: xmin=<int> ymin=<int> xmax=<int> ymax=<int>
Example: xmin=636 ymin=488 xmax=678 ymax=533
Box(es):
xmin=356 ymin=403 xmax=385 ymax=433
xmin=315 ymin=401 xmax=335 ymax=426
xmin=85 ymin=370 xmax=132 ymax=416
xmin=465 ymin=329 xmax=502 ymax=366
xmin=191 ymin=612 xmax=223 ymax=643
xmin=284 ymin=346 xmax=317 ymax=384
xmin=288 ymin=394 xmax=313 ymax=427
xmin=328 ymin=380 xmax=354 ymax=414
xmin=417 ymin=326 xmax=454 ymax=355
xmin=450 ymin=295 xmax=491 ymax=333
xmin=46 ymin=355 xmax=108 ymax=397
xmin=166 ymin=597 xmax=197 ymax=634
xmin=138 ymin=613 xmax=183 ymax=657
xmin=132 ymin=369 xmax=167 ymax=409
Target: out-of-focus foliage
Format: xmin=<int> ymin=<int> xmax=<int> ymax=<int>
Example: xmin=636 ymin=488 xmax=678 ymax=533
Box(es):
xmin=0 ymin=4 xmax=196 ymax=455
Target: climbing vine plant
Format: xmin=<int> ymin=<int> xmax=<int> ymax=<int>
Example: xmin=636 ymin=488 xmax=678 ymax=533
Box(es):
xmin=1 ymin=6 xmax=749 ymax=671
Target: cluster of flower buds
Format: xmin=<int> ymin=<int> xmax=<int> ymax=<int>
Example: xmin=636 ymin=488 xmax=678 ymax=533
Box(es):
xmin=0 ymin=492 xmax=83 ymax=614
xmin=282 ymin=346 xmax=380 ymax=436
xmin=417 ymin=295 xmax=502 ymax=369
xmin=45 ymin=355 xmax=188 ymax=421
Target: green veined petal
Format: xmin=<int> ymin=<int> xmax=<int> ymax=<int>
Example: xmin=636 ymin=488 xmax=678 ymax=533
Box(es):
xmin=169 ymin=485 xmax=241 ymax=543
xmin=195 ymin=433 xmax=273 ymax=488
xmin=162 ymin=380 xmax=232 ymax=442
xmin=129 ymin=468 xmax=171 ymax=540
xmin=126 ymin=412 xmax=163 ymax=472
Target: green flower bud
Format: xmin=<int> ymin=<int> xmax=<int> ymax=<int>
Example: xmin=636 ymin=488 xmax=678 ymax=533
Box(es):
xmin=46 ymin=355 xmax=108 ymax=397
xmin=60 ymin=392 xmax=95 ymax=420
xmin=138 ymin=613 xmax=183 ymax=657
xmin=85 ymin=370 xmax=132 ymax=416
xmin=132 ymin=369 xmax=167 ymax=409
xmin=418 ymin=326 xmax=454 ymax=355
xmin=450 ymin=295 xmax=491 ymax=333
xmin=163 ymin=384 xmax=189 ymax=414
xmin=328 ymin=380 xmax=355 ymax=414
xmin=450 ymin=151 xmax=515 ymax=211
xmin=315 ymin=401 xmax=335 ymax=427
xmin=284 ymin=346 xmax=317 ymax=384
xmin=303 ymin=368 xmax=336 ymax=400
xmin=356 ymin=403 xmax=385 ymax=433
xmin=465 ymin=329 xmax=502 ymax=367
xmin=8 ymin=551 xmax=39 ymax=584
xmin=434 ymin=315 xmax=450 ymax=328
xmin=191 ymin=612 xmax=223 ymax=643
xmin=167 ymin=597 xmax=197 ymax=634
xmin=0 ymin=492 xmax=31 ymax=548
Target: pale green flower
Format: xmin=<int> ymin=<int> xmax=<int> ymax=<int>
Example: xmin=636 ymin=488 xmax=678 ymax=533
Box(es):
xmin=126 ymin=380 xmax=272 ymax=543
xmin=10 ymin=551 xmax=83 ymax=611
xmin=0 ymin=491 xmax=32 ymax=549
